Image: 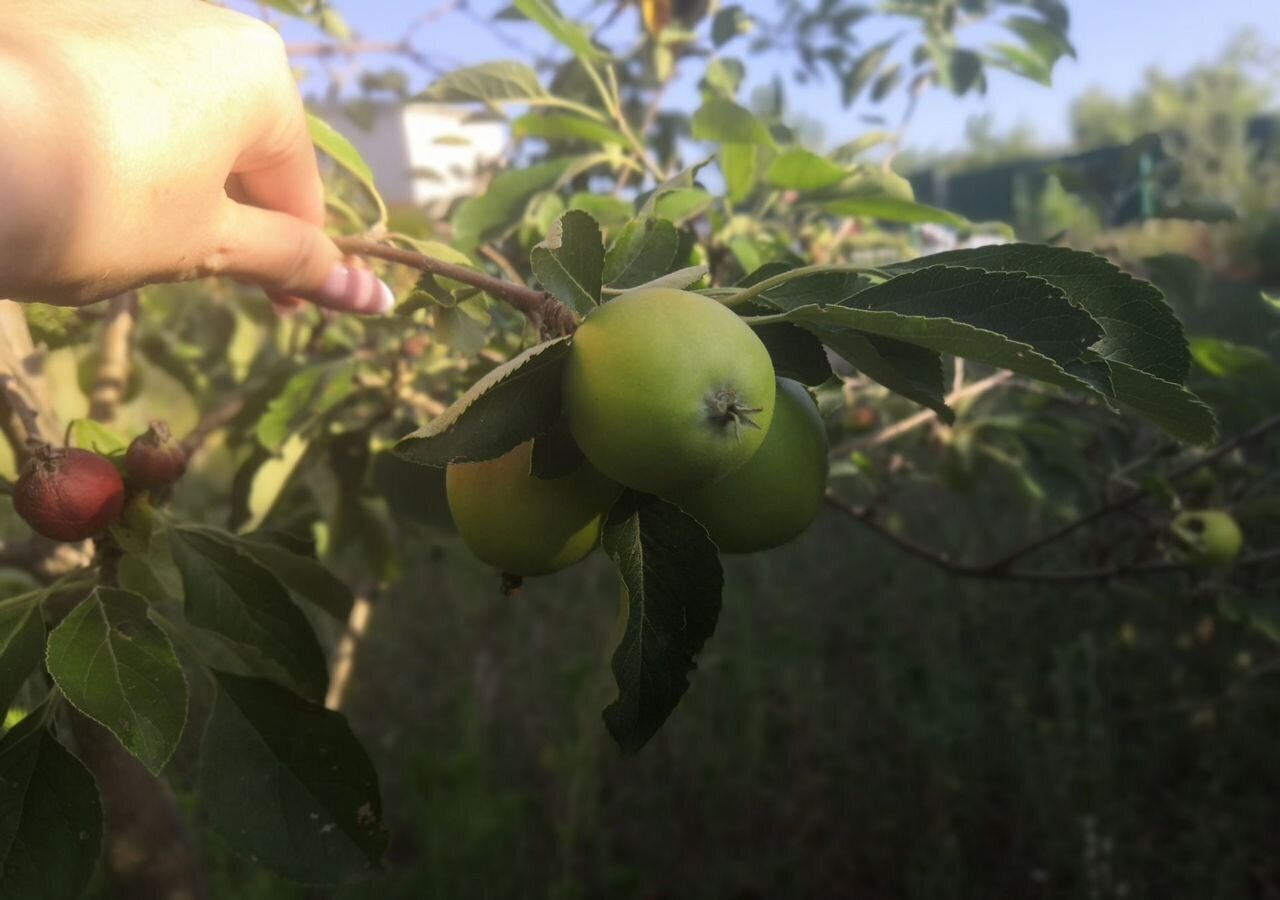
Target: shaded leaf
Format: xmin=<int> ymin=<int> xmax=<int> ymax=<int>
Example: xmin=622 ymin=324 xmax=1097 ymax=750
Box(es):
xmin=822 ymin=331 xmax=951 ymax=421
xmin=190 ymin=527 xmax=355 ymax=623
xmin=843 ymin=38 xmax=895 ymax=105
xmin=601 ymin=493 xmax=723 ymax=754
xmin=0 ymin=597 xmax=44 ymax=717
xmin=395 ymin=337 xmax=573 ymax=466
xmin=170 ymin=527 xmax=329 ymax=701
xmin=889 ymin=244 xmax=1191 ymax=382
xmin=200 ymin=672 xmax=388 ymax=884
xmin=0 ymin=708 xmax=102 ymax=899
xmin=46 ymin=587 xmax=187 ymax=775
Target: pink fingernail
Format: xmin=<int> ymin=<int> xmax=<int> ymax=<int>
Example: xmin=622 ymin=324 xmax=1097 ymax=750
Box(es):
xmin=315 ymin=264 xmax=395 ymax=315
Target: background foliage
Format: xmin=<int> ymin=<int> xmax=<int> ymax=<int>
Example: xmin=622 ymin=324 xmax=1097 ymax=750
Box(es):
xmin=1 ymin=1 xmax=1278 ymax=898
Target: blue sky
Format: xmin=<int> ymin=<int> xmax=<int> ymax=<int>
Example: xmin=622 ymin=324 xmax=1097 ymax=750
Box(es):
xmin=258 ymin=0 xmax=1279 ymax=153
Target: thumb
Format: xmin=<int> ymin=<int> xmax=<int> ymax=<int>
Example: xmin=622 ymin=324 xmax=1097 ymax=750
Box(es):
xmin=213 ymin=202 xmax=395 ymax=315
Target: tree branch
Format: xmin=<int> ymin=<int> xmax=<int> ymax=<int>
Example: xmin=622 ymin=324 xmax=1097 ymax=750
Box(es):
xmin=839 ymin=371 xmax=1013 ymax=454
xmin=985 ymin=411 xmax=1280 ymax=572
xmin=0 ymin=300 xmax=61 ymax=454
xmin=89 ymin=293 xmax=137 ymax=424
xmin=180 ymin=393 xmax=247 ymax=457
xmin=334 ymin=236 xmax=578 ymax=336
xmin=824 ymin=495 xmax=1280 ymax=584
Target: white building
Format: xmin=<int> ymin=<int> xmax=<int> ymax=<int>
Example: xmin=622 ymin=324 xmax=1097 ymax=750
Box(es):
xmin=311 ymin=102 xmax=507 ymax=211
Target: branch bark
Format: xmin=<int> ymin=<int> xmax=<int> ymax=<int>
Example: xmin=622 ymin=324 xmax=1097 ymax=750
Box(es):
xmin=335 ymin=236 xmax=579 ymax=336
xmin=89 ymin=293 xmax=137 ymax=424
xmin=824 ymin=495 xmax=1280 ymax=584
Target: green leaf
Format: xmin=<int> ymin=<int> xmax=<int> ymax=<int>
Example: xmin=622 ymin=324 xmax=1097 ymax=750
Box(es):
xmin=67 ymin=419 xmax=130 ymax=458
xmin=1108 ymin=362 xmax=1217 ymax=446
xmin=0 ymin=596 xmax=44 ymax=717
xmin=243 ymin=433 xmax=311 ymax=535
xmin=624 ymin=266 xmax=709 ymax=293
xmin=307 ymin=114 xmax=375 ymax=186
xmin=888 ymin=244 xmax=1191 ymax=383
xmin=257 ymin=360 xmax=359 ymax=453
xmin=530 ymin=210 xmax=604 ymax=316
xmin=169 ymin=527 xmax=329 ymax=701
xmin=200 ymin=672 xmax=388 ymax=884
xmin=947 ymin=48 xmax=984 ymax=94
xmin=419 ymin=61 xmax=547 ymax=104
xmin=566 ymin=193 xmax=634 ymax=229
xmin=452 ymin=157 xmax=575 ymax=250
xmin=602 ymin=218 xmax=680 ymax=289
xmin=511 ymin=0 xmax=604 ymax=63
xmin=751 ymin=269 xmax=1101 ymax=395
xmin=701 ymin=57 xmax=745 ymax=99
xmin=511 ymin=112 xmax=627 ymax=147
xmin=395 ymin=337 xmax=573 ymax=467
xmin=822 ymin=196 xmax=971 ymax=227
xmin=433 ymin=303 xmax=490 ymax=356
xmin=871 ymin=63 xmax=903 ymax=101
xmin=844 ymin=266 xmax=1104 ymax=365
xmin=46 ymin=587 xmax=187 ymax=775
xmin=691 ymin=99 xmax=775 ymax=148
xmin=766 ymin=149 xmax=848 ymax=192
xmin=307 ymin=114 xmax=385 ymax=222
xmin=601 ymin=493 xmax=723 ymax=754
xmin=843 ymin=38 xmax=895 ymax=106
xmin=985 ymin=43 xmax=1053 ymax=85
xmin=652 ymin=188 xmax=713 ymax=225
xmin=721 ymin=143 xmax=759 ymax=203
xmin=0 ymin=708 xmax=102 ymax=899
xmin=711 ymin=5 xmax=751 ymax=46
xmin=1005 ymin=15 xmax=1075 ymax=64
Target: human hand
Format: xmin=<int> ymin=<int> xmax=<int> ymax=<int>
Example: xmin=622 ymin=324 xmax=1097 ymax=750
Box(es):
xmin=0 ymin=0 xmax=393 ymax=314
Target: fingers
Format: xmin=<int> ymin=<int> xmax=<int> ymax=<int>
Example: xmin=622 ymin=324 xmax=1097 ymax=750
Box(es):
xmin=213 ymin=201 xmax=394 ymax=315
xmin=233 ymin=116 xmax=327 ymax=230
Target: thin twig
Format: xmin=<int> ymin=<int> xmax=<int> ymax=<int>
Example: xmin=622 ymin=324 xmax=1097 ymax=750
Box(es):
xmin=824 ymin=495 xmax=1280 ymax=584
xmin=479 ymin=244 xmax=525 ymax=285
xmin=181 ymin=394 xmax=247 ymax=457
xmin=840 ymin=371 xmax=1014 ymax=453
xmin=335 ymin=236 xmax=578 ymax=335
xmin=985 ymin=412 xmax=1280 ymax=572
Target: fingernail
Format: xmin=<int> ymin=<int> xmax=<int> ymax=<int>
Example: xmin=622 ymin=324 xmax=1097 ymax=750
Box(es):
xmin=315 ymin=264 xmax=395 ymax=315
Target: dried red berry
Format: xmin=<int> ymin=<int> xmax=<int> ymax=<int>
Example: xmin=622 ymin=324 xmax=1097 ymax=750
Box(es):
xmin=124 ymin=421 xmax=188 ymax=489
xmin=13 ymin=446 xmax=126 ymax=542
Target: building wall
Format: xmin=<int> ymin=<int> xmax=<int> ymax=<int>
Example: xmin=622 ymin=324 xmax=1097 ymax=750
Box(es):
xmin=310 ymin=102 xmax=507 ymax=211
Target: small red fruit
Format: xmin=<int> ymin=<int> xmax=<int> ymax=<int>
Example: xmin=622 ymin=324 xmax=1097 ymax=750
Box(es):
xmin=13 ymin=446 xmax=126 ymax=542
xmin=124 ymin=421 xmax=188 ymax=489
